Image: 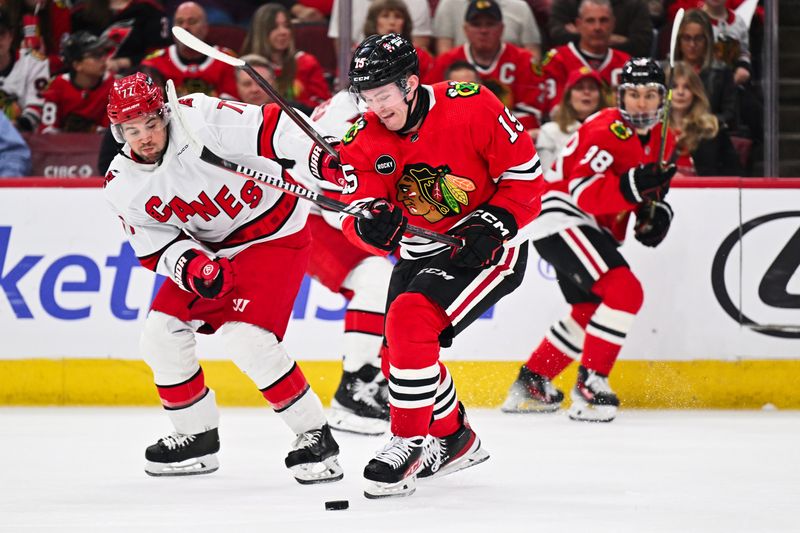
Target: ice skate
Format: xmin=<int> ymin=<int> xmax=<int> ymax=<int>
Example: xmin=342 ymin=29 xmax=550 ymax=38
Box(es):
xmin=568 ymin=365 xmax=619 ymax=422
xmin=418 ymin=405 xmax=489 ymax=479
xmin=363 ymin=435 xmax=424 ymax=499
xmin=501 ymin=365 xmax=564 ymax=413
xmin=285 ymin=424 xmax=343 ymax=484
xmin=144 ymin=428 xmax=220 ymax=476
xmin=329 ymin=364 xmax=390 ymax=436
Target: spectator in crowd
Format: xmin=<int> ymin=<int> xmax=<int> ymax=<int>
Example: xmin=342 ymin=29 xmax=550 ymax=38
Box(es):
xmin=241 ymin=3 xmax=330 ymax=113
xmin=433 ymin=0 xmax=542 ymax=59
xmin=288 ymin=0 xmax=333 ymax=22
xmin=444 ymin=60 xmax=480 ymax=83
xmin=142 ymin=1 xmax=238 ymax=98
xmin=0 ymin=113 xmax=31 ymax=176
xmin=71 ymin=0 xmax=171 ymax=72
xmin=0 ymin=7 xmax=49 ymax=132
xmin=538 ymin=0 xmax=629 ymax=116
xmin=668 ymin=61 xmax=742 ymax=176
xmin=427 ymin=0 xmax=541 ymax=130
xmin=549 ymin=0 xmax=653 ymax=57
xmin=536 ymin=67 xmax=607 ymax=174
xmin=701 ymin=0 xmax=751 ymax=85
xmin=235 ymin=54 xmax=277 ymax=105
xmin=39 ymin=31 xmax=114 ymax=132
xmin=4 ymin=0 xmax=71 ymax=73
xmin=363 ymin=0 xmax=434 ymax=80
xmin=674 ymin=9 xmax=737 ymax=132
xmin=328 ymin=0 xmax=432 ymax=51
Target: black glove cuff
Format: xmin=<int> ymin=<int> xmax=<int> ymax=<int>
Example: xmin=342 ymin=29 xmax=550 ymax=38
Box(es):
xmin=173 ymin=249 xmax=201 ymax=293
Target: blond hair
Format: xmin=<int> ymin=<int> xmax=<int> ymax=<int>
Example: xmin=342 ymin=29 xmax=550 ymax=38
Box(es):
xmin=668 ymin=61 xmax=719 ymax=153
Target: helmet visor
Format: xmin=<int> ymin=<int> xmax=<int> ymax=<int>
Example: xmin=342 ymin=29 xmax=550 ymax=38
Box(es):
xmin=349 ymin=82 xmax=407 ymax=114
xmin=112 ymin=109 xmax=170 ymax=144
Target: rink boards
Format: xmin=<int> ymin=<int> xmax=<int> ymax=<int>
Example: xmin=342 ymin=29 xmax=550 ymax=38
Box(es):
xmin=1 ymin=177 xmax=799 ymax=407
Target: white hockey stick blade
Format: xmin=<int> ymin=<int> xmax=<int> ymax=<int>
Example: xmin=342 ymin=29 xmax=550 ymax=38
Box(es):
xmin=171 ymin=26 xmax=245 ymax=68
xmin=669 ymin=8 xmax=685 ymax=68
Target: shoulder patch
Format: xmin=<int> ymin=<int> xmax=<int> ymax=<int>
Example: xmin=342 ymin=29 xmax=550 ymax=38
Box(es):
xmin=143 ymin=48 xmax=166 ymax=61
xmin=445 ymin=81 xmax=480 ymax=98
xmin=342 ymin=117 xmax=367 ymax=145
xmin=540 ymin=49 xmax=556 ymax=68
xmin=609 ymin=120 xmax=633 ymax=140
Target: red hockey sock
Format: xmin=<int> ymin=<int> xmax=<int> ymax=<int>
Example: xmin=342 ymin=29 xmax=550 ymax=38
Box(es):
xmin=428 ymin=362 xmax=461 ymax=437
xmin=156 ymin=367 xmax=208 ymax=409
xmin=525 ymin=303 xmax=598 ymax=378
xmin=259 ymin=362 xmax=310 ymax=412
xmin=344 ymin=309 xmax=384 ymax=336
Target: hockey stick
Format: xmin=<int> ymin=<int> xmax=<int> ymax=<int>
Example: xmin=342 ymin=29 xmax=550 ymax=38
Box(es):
xmin=658 ymin=8 xmax=684 ymax=169
xmin=164 ymin=80 xmax=463 ymax=248
xmin=171 ymin=26 xmax=338 ymax=160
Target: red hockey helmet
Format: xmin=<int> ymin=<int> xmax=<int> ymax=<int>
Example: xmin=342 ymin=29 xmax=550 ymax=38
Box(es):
xmin=107 ymin=72 xmax=168 ymax=142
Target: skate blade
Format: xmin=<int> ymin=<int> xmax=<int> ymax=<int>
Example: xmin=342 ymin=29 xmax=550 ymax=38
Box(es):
xmin=500 ymin=398 xmax=562 ymax=414
xmin=567 ymin=401 xmax=617 ymax=423
xmin=328 ymin=406 xmax=389 ymax=436
xmin=145 ymin=453 xmax=219 ymax=477
xmin=290 ymin=456 xmax=344 ymax=485
xmin=364 ymin=476 xmax=417 ymax=499
xmin=419 ymin=443 xmax=490 ymax=480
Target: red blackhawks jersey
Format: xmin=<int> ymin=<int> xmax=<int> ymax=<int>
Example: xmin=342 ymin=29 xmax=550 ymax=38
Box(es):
xmin=539 ymin=43 xmax=630 ymax=115
xmin=338 ymin=81 xmax=543 ymax=260
xmin=104 ymin=94 xmax=319 ymax=276
xmin=529 ymin=107 xmax=676 ymax=243
xmin=142 ymin=45 xmax=239 ymax=99
xmin=427 ymin=43 xmax=541 ymax=128
xmin=39 ymin=72 xmax=114 ymax=132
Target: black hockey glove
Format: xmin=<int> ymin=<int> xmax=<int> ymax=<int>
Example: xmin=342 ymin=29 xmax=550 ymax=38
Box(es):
xmin=15 ymin=114 xmax=35 ymax=133
xmin=354 ymin=199 xmax=408 ymax=252
xmin=634 ymin=200 xmax=673 ymax=248
xmin=620 ymin=163 xmax=676 ymax=203
xmin=449 ymin=205 xmax=517 ymax=269
xmin=174 ymin=249 xmax=234 ymax=299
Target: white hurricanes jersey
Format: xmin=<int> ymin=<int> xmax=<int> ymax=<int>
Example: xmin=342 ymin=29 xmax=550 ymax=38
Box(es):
xmin=0 ymin=49 xmax=49 ymax=124
xmin=104 ymin=93 xmax=317 ymax=277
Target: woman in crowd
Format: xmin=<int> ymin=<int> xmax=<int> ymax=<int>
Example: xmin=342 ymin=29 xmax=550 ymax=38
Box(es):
xmin=240 ymin=3 xmax=330 ymax=113
xmin=362 ymin=0 xmax=433 ymax=80
xmin=669 ymin=61 xmax=742 ymax=176
xmin=535 ymin=67 xmax=607 ymax=177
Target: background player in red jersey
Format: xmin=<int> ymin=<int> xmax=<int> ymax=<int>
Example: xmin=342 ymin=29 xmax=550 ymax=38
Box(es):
xmin=103 ymin=73 xmax=343 ymax=484
xmin=502 ymin=57 xmax=677 ymax=423
xmin=339 ymin=33 xmax=543 ymax=498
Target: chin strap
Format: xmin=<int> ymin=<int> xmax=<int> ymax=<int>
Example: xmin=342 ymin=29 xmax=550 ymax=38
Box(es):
xmin=397 ymin=84 xmax=430 ymax=135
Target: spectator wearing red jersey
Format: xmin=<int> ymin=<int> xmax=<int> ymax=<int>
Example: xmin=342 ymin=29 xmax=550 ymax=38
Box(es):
xmin=538 ymin=0 xmax=629 ymax=116
xmin=240 ymin=3 xmax=331 ymax=114
xmin=428 ymin=0 xmax=542 ymax=129
xmin=40 ymin=31 xmax=114 ymax=132
xmin=142 ymin=2 xmax=238 ymax=99
xmin=363 ymin=0 xmax=434 ymax=81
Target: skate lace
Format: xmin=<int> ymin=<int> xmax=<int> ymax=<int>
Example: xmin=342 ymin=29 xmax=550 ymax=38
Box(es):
xmin=292 ymin=429 xmax=321 ymax=451
xmin=374 ymin=436 xmax=419 ymax=468
xmin=352 ymin=379 xmax=381 ymax=409
xmin=421 ymin=436 xmax=444 ymax=473
xmin=542 ymin=378 xmax=559 ymax=397
xmin=160 ymin=433 xmax=195 ymax=450
xmin=584 ymin=372 xmax=612 ymax=394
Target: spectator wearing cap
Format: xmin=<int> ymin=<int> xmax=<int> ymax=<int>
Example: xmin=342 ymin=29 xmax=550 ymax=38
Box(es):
xmin=39 ymin=31 xmax=115 ymax=133
xmin=549 ymin=0 xmax=653 ymax=57
xmin=0 ymin=113 xmax=31 ymax=177
xmin=536 ymin=67 xmax=608 ymax=175
xmin=141 ymin=1 xmax=238 ymax=99
xmin=0 ymin=7 xmax=50 ymax=132
xmin=427 ymin=0 xmax=542 ymax=130
xmin=538 ymin=0 xmax=629 ymax=116
xmin=433 ymin=0 xmax=542 ymax=59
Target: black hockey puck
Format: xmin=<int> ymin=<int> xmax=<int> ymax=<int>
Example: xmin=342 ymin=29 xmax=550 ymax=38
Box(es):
xmin=325 ymin=500 xmax=349 ymax=511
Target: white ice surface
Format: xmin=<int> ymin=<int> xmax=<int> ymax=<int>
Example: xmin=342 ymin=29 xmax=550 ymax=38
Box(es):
xmin=1 ymin=408 xmax=797 ymax=533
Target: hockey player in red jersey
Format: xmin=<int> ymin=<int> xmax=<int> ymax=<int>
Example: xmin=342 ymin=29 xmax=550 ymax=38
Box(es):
xmin=340 ymin=33 xmax=543 ymax=498
xmin=103 ymin=72 xmax=343 ymax=484
xmin=502 ymin=57 xmax=677 ymax=423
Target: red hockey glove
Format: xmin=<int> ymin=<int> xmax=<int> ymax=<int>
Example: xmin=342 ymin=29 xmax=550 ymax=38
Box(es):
xmin=620 ymin=163 xmax=676 ymax=203
xmin=174 ymin=249 xmax=234 ymax=299
xmin=449 ymin=205 xmax=517 ymax=269
xmin=308 ymin=138 xmax=345 ymax=187
xmin=634 ymin=200 xmax=673 ymax=247
xmin=354 ymin=199 xmax=407 ymax=252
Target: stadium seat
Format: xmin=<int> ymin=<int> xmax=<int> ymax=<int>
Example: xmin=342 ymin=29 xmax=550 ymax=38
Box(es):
xmin=730 ymin=135 xmax=753 ymax=170
xmin=293 ymin=21 xmax=337 ymax=80
xmin=206 ymin=24 xmax=247 ymax=53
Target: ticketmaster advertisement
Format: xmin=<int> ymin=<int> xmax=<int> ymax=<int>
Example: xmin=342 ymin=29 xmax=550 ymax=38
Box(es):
xmin=0 ymin=184 xmax=798 ymax=361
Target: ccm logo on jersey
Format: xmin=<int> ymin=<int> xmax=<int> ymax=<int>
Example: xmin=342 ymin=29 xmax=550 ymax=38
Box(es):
xmin=374 ymin=155 xmax=396 ymax=174
xmin=419 ymin=268 xmax=454 ymax=281
xmin=473 ymin=209 xmax=512 ymax=238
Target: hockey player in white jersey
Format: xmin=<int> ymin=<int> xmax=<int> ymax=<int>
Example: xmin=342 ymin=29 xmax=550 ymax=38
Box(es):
xmin=103 ymin=72 xmax=343 ymax=484
xmin=303 ymin=90 xmax=395 ymax=436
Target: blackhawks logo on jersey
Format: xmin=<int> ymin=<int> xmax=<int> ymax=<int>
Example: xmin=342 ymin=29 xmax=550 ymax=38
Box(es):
xmin=342 ymin=117 xmax=367 ymax=145
xmin=446 ymin=81 xmax=480 ymax=98
xmin=396 ymin=163 xmax=476 ymax=223
xmin=610 ymin=120 xmax=633 ymax=140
